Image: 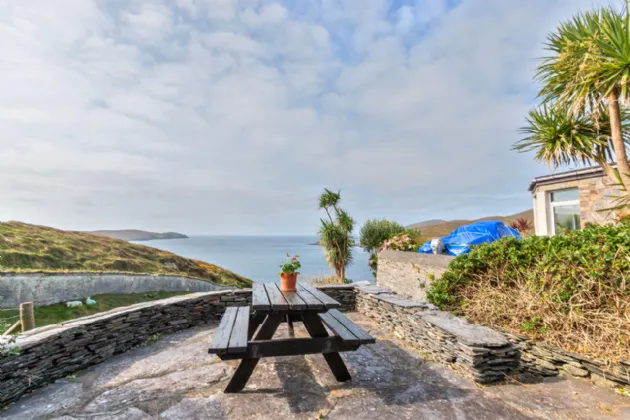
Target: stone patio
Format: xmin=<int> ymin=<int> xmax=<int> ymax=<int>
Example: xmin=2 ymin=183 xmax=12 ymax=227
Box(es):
xmin=2 ymin=313 xmax=629 ymax=420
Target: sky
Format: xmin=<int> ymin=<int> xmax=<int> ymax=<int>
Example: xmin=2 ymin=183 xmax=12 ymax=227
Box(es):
xmin=0 ymin=0 xmax=614 ymax=235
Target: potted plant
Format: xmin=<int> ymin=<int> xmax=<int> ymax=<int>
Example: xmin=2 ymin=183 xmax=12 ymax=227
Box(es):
xmin=279 ymin=254 xmax=301 ymax=291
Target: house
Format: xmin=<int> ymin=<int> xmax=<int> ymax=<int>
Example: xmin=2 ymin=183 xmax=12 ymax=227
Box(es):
xmin=528 ymin=166 xmax=622 ymax=236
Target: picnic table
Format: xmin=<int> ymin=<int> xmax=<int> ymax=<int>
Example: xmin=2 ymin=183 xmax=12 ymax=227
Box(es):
xmin=209 ymin=282 xmax=375 ymax=393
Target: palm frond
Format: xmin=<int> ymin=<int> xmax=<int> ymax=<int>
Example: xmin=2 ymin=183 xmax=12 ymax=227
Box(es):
xmin=514 ymin=105 xmax=608 ymax=167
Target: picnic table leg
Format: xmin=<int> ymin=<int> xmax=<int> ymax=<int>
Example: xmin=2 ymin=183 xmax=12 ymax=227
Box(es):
xmin=286 ymin=314 xmax=295 ymax=338
xmin=225 ymin=314 xmax=283 ymax=393
xmin=248 ymin=311 xmax=267 ymax=339
xmin=300 ymin=312 xmax=351 ymax=382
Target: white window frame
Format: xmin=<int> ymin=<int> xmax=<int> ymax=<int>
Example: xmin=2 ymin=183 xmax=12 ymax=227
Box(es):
xmin=548 ymin=189 xmax=580 ymax=236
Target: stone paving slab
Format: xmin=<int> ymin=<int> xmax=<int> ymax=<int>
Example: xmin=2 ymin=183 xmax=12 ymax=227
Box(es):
xmin=356 ymin=285 xmax=392 ymax=295
xmin=420 ymin=312 xmax=509 ymax=348
xmin=1 ymin=313 xmax=628 ymax=420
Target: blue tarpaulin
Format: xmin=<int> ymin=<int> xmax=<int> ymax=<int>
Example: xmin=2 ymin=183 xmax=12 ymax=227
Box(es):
xmin=418 ymin=220 xmax=521 ymax=257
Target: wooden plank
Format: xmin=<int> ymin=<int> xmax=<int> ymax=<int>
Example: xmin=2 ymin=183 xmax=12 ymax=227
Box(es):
xmin=219 ymin=337 xmax=359 ymax=360
xmin=294 ymin=285 xmax=325 ymax=310
xmin=327 ymin=309 xmax=375 ymax=344
xmin=264 ymin=283 xmax=289 ymax=311
xmin=208 ymin=307 xmax=238 ymax=353
xmin=277 ymin=284 xmax=307 ymax=310
xmin=227 ymin=306 xmax=249 ymax=353
xmin=252 ymin=283 xmax=271 ymax=310
xmin=298 ymin=283 xmax=340 ymax=309
xmin=319 ymin=312 xmax=360 ymax=345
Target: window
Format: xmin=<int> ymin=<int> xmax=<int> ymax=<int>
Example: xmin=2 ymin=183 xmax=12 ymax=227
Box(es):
xmin=549 ymin=188 xmax=580 ymax=235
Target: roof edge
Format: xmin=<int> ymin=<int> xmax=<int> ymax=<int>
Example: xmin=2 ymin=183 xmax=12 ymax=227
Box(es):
xmin=528 ymin=166 xmax=607 ymax=192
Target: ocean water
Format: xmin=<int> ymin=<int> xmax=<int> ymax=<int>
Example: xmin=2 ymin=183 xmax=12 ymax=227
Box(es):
xmin=138 ymin=236 xmax=375 ymax=284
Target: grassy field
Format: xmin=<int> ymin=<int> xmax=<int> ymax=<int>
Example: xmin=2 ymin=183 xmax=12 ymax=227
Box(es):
xmin=0 ymin=291 xmax=192 ymax=334
xmin=0 ymin=221 xmax=251 ymax=288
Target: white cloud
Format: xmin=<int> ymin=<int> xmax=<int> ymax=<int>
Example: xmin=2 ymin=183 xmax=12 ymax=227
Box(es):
xmin=0 ymin=0 xmax=606 ymax=234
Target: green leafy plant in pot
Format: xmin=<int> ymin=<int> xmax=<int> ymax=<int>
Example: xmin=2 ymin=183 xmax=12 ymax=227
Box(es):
xmin=279 ymin=254 xmax=301 ymax=291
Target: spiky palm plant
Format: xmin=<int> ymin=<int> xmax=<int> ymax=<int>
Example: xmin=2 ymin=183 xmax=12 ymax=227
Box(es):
xmin=515 ymin=104 xmax=630 ymax=182
xmin=533 ymin=5 xmax=630 ymax=192
xmin=515 ymin=105 xmax=610 ymax=167
xmin=318 ymin=189 xmax=354 ymax=282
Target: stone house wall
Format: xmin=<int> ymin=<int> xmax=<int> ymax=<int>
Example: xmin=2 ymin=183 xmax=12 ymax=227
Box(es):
xmin=533 ymin=175 xmax=622 ymax=236
xmin=376 ymin=250 xmax=453 ymax=301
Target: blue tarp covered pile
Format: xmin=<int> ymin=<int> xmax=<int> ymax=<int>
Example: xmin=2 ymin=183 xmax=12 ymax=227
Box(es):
xmin=418 ymin=220 xmax=521 ymax=257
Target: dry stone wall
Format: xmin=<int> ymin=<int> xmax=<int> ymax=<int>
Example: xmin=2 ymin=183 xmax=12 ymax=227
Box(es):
xmin=314 ymin=284 xmax=358 ymax=312
xmin=0 ymin=290 xmax=251 ymax=407
xmin=376 ymin=250 xmax=453 ymax=301
xmin=499 ymin=328 xmax=630 ymax=388
xmin=3 ymin=281 xmax=626 ymax=409
xmin=355 ymin=285 xmax=519 ymax=384
xmin=0 ymin=285 xmax=356 ymax=408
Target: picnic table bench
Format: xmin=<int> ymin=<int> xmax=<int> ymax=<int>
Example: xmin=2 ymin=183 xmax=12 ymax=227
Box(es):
xmin=209 ymin=282 xmax=375 ymax=393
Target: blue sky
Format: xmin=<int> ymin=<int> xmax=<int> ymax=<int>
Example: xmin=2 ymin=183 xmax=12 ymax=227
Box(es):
xmin=0 ymin=0 xmax=615 ymax=235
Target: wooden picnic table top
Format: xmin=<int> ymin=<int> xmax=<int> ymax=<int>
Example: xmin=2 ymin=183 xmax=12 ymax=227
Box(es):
xmin=252 ymin=282 xmax=340 ymax=312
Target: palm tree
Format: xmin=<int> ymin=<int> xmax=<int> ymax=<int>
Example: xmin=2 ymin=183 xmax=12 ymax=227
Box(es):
xmin=514 ymin=104 xmax=630 ymax=180
xmin=534 ymin=5 xmax=630 ymax=192
xmin=318 ymin=189 xmax=354 ymax=282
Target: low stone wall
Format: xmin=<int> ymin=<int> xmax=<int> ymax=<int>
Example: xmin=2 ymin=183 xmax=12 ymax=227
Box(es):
xmin=356 ymin=285 xmax=519 ymax=384
xmin=0 ymin=290 xmax=252 ymax=407
xmin=3 ymin=282 xmax=626 ymax=409
xmin=0 ymin=273 xmax=234 ymax=308
xmin=499 ymin=329 xmax=630 ymax=388
xmin=376 ymin=250 xmax=453 ymax=301
xmin=0 ymin=284 xmax=355 ymax=407
xmin=315 ymin=284 xmax=357 ymax=312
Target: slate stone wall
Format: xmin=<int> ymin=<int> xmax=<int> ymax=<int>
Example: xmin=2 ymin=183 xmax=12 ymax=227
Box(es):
xmin=376 ymin=250 xmax=454 ymax=302
xmin=315 ymin=284 xmax=357 ymax=312
xmin=0 ymin=284 xmax=354 ymax=408
xmin=356 ymin=285 xmax=519 ymax=384
xmin=499 ymin=328 xmax=630 ymax=388
xmin=2 ymin=282 xmax=627 ymax=409
xmin=0 ymin=272 xmax=234 ymax=308
xmin=0 ymin=290 xmax=251 ymax=407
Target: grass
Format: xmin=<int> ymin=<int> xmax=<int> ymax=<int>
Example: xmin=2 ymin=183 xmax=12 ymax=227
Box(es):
xmin=0 ymin=221 xmax=251 ymax=288
xmin=0 ymin=291 xmax=192 ymax=334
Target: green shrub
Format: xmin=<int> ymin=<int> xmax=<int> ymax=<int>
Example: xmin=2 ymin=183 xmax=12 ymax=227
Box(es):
xmin=359 ymin=219 xmax=405 ymax=254
xmin=427 ymin=223 xmax=630 ymax=362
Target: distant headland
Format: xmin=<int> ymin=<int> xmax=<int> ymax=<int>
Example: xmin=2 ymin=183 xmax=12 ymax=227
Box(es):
xmin=88 ymin=229 xmax=188 ymax=242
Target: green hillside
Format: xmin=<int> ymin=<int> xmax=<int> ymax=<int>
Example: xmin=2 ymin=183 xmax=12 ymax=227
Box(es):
xmin=0 ymin=221 xmax=251 ymax=288
xmin=409 ymin=209 xmax=533 ymax=242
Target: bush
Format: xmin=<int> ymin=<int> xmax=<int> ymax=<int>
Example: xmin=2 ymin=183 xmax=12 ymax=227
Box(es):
xmin=359 ymin=219 xmax=405 ymax=254
xmin=366 ymin=229 xmax=423 ymax=277
xmin=427 ymin=223 xmax=630 ymax=362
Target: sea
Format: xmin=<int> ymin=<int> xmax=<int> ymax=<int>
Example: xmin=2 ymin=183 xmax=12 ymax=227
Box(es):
xmin=137 ymin=236 xmax=375 ymax=284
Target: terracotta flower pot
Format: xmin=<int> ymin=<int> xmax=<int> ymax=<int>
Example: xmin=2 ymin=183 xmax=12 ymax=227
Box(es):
xmin=280 ymin=272 xmax=298 ymax=292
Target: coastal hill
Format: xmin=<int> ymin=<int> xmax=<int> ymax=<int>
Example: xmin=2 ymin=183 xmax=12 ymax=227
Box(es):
xmin=0 ymin=221 xmax=250 ymax=288
xmin=408 ymin=209 xmax=534 ymax=240
xmin=88 ymin=230 xmax=188 ymax=242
